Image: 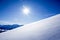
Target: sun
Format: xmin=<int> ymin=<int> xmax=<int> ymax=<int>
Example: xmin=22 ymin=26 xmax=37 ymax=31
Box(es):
xmin=22 ymin=6 xmax=30 ymax=15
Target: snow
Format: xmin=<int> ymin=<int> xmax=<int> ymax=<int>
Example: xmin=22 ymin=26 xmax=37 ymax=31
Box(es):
xmin=0 ymin=14 xmax=60 ymax=40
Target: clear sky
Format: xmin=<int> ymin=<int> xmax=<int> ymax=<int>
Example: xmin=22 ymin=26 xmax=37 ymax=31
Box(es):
xmin=0 ymin=0 xmax=60 ymax=25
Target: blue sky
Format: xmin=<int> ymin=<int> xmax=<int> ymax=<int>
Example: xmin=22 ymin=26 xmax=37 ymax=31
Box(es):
xmin=0 ymin=0 xmax=60 ymax=25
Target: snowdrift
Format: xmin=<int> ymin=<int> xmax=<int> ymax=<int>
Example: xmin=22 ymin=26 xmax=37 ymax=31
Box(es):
xmin=0 ymin=14 xmax=60 ymax=40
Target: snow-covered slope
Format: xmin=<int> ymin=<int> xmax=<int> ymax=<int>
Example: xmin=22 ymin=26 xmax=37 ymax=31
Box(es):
xmin=0 ymin=14 xmax=60 ymax=40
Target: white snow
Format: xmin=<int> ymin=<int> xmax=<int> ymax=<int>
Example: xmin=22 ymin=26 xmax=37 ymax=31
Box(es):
xmin=0 ymin=14 xmax=60 ymax=40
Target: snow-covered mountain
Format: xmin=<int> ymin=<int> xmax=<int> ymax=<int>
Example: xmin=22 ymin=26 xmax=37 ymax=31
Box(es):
xmin=0 ymin=14 xmax=60 ymax=40
xmin=0 ymin=24 xmax=23 ymax=33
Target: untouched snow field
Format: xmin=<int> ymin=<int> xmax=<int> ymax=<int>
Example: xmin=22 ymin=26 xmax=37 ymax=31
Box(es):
xmin=0 ymin=14 xmax=60 ymax=40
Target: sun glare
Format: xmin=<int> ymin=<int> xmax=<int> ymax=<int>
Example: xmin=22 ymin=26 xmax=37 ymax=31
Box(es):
xmin=22 ymin=6 xmax=30 ymax=15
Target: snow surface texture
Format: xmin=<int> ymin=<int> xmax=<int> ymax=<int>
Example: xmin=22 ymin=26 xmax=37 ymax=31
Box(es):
xmin=0 ymin=14 xmax=60 ymax=40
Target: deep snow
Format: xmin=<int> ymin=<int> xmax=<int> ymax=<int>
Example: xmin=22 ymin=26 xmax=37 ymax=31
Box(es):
xmin=0 ymin=14 xmax=60 ymax=40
